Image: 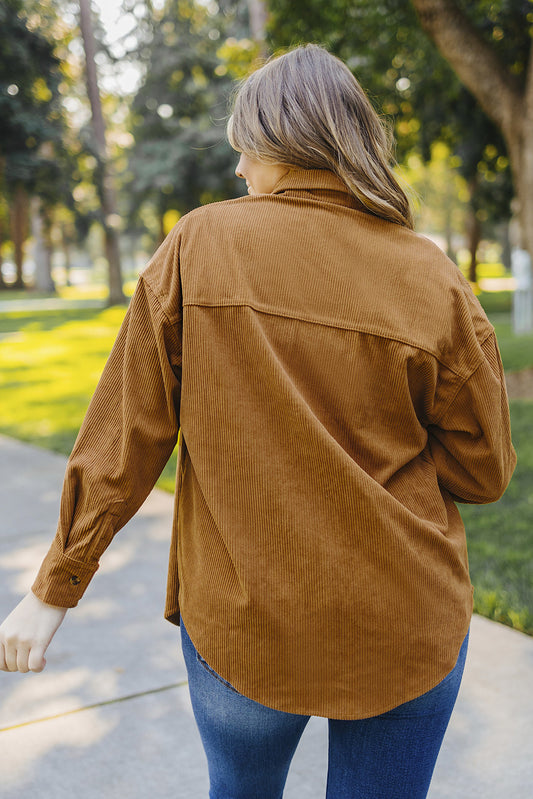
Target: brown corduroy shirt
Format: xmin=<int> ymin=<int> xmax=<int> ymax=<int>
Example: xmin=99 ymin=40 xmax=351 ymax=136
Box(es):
xmin=33 ymin=170 xmax=516 ymax=719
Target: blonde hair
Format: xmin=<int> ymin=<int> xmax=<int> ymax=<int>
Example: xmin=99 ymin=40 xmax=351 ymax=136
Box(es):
xmin=227 ymin=44 xmax=414 ymax=229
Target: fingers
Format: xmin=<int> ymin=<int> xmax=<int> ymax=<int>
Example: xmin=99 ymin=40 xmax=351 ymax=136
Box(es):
xmin=2 ymin=636 xmax=19 ymax=672
xmin=28 ymin=646 xmax=46 ymax=673
xmin=0 ymin=640 xmax=46 ymax=673
xmin=0 ymin=636 xmax=33 ymax=673
xmin=16 ymin=643 xmax=32 ymax=673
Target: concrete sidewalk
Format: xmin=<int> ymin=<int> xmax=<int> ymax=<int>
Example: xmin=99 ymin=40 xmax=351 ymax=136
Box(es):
xmin=0 ymin=434 xmax=531 ymax=798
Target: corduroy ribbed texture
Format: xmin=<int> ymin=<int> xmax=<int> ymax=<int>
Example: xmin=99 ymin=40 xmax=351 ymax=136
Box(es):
xmin=32 ymin=170 xmax=516 ymax=719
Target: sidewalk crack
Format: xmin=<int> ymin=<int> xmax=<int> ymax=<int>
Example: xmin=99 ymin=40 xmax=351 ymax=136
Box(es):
xmin=0 ymin=679 xmax=189 ymax=732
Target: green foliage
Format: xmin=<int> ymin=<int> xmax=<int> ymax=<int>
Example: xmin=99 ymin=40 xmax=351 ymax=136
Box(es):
xmin=268 ymin=0 xmax=517 ymax=232
xmin=400 ymin=143 xmax=469 ymax=247
xmin=465 ymin=0 xmax=531 ymax=82
xmin=126 ymin=0 xmax=246 ymax=227
xmin=0 ymin=0 xmax=65 ymax=189
xmin=0 ymin=0 xmax=79 ymax=285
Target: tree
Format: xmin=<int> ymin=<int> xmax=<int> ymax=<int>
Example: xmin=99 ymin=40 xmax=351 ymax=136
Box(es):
xmin=79 ymin=0 xmax=125 ymax=304
xmin=126 ymin=0 xmax=245 ymax=242
xmin=0 ymin=0 xmax=65 ymax=289
xmin=409 ymin=0 xmax=532 ymax=260
xmin=246 ymin=0 xmax=268 ymax=53
xmin=268 ymin=0 xmax=515 ymax=276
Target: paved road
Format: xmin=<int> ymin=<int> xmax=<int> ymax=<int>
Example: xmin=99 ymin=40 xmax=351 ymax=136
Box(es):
xmin=0 ymin=435 xmax=531 ymax=798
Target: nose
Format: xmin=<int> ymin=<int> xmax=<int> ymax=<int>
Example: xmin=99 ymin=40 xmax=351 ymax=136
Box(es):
xmin=235 ymin=154 xmax=244 ymax=179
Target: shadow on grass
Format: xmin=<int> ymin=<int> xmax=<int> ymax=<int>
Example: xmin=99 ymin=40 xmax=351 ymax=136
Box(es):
xmin=0 ymin=308 xmax=109 ymax=335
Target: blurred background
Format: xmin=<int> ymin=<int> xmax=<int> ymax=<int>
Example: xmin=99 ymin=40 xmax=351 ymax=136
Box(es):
xmin=1 ymin=0 xmax=532 ymax=635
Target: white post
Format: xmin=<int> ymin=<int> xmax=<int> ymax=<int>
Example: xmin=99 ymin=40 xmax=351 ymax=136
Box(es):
xmin=511 ymin=247 xmax=533 ymax=335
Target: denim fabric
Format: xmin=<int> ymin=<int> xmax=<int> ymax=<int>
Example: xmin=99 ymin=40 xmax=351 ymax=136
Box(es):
xmin=181 ymin=623 xmax=468 ymax=799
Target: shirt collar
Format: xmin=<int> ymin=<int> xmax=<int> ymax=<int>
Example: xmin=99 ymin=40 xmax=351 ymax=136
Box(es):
xmin=270 ymin=168 xmax=366 ymax=211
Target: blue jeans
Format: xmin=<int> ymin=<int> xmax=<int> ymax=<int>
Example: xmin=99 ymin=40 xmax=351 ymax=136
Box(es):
xmin=181 ymin=624 xmax=468 ymax=799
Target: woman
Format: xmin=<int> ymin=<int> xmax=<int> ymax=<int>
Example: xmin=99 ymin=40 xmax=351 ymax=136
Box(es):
xmin=0 ymin=45 xmax=515 ymax=798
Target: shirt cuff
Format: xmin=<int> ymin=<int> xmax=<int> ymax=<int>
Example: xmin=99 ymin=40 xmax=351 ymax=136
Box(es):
xmin=31 ymin=544 xmax=99 ymax=608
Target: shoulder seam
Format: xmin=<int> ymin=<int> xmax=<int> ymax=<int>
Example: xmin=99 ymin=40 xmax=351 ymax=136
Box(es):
xmin=140 ymin=273 xmax=181 ymax=329
xmin=183 ymin=299 xmax=487 ymax=378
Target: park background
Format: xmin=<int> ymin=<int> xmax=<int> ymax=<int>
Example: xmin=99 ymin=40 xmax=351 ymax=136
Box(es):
xmin=1 ymin=0 xmax=532 ymax=635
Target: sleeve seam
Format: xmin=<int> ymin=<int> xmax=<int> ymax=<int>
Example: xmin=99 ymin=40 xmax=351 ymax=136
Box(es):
xmin=141 ymin=273 xmax=180 ymax=329
xmin=431 ymin=330 xmax=496 ymax=425
xmin=42 ymin=546 xmax=100 ymax=573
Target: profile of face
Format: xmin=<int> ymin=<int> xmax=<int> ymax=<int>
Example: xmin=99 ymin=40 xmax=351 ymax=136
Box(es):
xmin=235 ymin=152 xmax=289 ymax=195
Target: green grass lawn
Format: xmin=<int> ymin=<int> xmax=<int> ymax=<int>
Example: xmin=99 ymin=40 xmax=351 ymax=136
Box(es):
xmin=1 ymin=291 xmax=532 ymax=633
xmin=0 ymin=305 xmax=178 ymax=493
xmin=461 ymin=401 xmax=533 ymax=633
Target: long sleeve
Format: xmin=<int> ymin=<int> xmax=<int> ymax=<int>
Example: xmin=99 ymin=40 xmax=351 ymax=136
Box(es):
xmin=32 ymin=230 xmax=182 ymax=608
xmin=428 ymin=331 xmax=516 ymax=504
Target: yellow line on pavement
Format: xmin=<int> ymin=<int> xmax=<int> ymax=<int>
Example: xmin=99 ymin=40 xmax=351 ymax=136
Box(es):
xmin=0 ymin=679 xmax=189 ymax=732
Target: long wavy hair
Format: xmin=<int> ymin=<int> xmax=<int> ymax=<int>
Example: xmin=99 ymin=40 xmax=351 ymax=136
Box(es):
xmin=227 ymin=44 xmax=414 ymax=229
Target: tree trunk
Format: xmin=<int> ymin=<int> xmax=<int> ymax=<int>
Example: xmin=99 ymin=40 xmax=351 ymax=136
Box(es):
xmin=158 ymin=212 xmax=166 ymax=248
xmin=0 ymin=219 xmax=5 ymax=289
xmin=444 ymin=207 xmax=455 ymax=262
xmin=507 ymin=90 xmax=533 ymax=263
xmin=79 ymin=0 xmax=125 ymax=305
xmin=0 ymin=157 xmax=5 ymax=288
xmin=10 ymin=183 xmax=29 ymax=289
xmin=31 ymin=196 xmax=56 ymax=293
xmin=466 ymin=210 xmax=481 ymax=285
xmin=523 ymin=51 xmax=533 ymax=261
xmin=410 ymin=0 xmax=532 ymax=263
xmin=61 ymin=223 xmax=73 ymax=286
xmin=246 ymin=0 xmax=268 ymax=56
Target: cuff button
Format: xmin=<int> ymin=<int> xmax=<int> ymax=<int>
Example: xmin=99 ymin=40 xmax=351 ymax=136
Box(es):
xmin=69 ymin=575 xmax=81 ymax=586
